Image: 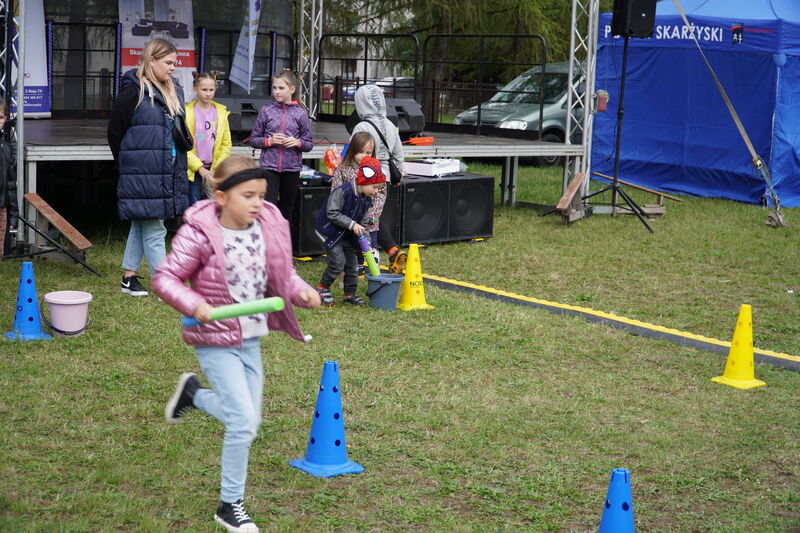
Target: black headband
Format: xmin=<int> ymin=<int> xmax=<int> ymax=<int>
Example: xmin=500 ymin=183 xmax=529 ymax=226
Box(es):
xmin=216 ymin=168 xmax=269 ymax=192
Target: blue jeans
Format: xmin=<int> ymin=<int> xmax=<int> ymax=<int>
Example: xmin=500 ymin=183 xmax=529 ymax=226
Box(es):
xmin=188 ymin=172 xmax=207 ymax=205
xmin=194 ymin=337 xmax=263 ymax=503
xmin=121 ymin=219 xmax=166 ymax=277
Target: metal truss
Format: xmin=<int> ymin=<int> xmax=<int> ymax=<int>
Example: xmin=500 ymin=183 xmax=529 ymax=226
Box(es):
xmin=296 ymin=0 xmax=323 ymax=118
xmin=565 ymin=0 xmax=600 ymax=195
xmin=0 ymin=0 xmax=14 ymax=108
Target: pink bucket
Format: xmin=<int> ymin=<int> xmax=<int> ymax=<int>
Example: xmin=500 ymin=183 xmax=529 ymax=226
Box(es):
xmin=43 ymin=291 xmax=93 ymax=337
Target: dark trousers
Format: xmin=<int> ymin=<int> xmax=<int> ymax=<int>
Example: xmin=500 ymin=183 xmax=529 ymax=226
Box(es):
xmin=320 ymin=237 xmax=358 ymax=295
xmin=264 ymin=169 xmax=300 ymax=222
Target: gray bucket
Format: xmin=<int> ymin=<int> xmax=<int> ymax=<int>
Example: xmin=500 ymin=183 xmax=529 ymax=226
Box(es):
xmin=365 ymin=274 xmax=404 ymax=311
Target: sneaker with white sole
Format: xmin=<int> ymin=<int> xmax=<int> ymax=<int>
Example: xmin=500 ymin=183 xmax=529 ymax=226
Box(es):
xmin=165 ymin=372 xmax=203 ymax=424
xmin=121 ymin=275 xmax=148 ymax=296
xmin=318 ymin=286 xmax=335 ymax=306
xmin=214 ymin=499 xmax=259 ymax=532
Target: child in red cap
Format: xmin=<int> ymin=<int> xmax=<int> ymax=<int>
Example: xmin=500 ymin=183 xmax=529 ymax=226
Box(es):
xmin=314 ymin=156 xmax=386 ymax=305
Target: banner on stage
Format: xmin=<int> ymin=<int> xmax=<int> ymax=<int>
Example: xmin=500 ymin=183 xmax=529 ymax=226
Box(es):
xmin=229 ymin=0 xmax=262 ymax=93
xmin=118 ymin=0 xmax=197 ymax=101
xmin=11 ymin=0 xmax=51 ymax=117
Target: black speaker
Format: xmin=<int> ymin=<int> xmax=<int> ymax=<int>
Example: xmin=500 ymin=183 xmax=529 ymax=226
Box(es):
xmin=345 ymin=98 xmax=426 ymax=140
xmin=381 ymin=184 xmax=402 ymax=243
xmin=611 ymin=0 xmax=657 ymax=38
xmin=214 ymin=96 xmax=272 ymax=133
xmin=291 ymin=185 xmax=330 ymax=256
xmin=400 ymin=173 xmax=494 ymax=245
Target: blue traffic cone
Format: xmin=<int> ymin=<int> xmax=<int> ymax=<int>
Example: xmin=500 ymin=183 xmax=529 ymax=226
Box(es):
xmin=4 ymin=261 xmax=51 ymax=341
xmin=599 ymin=468 xmax=635 ymax=533
xmin=289 ymin=361 xmax=364 ymax=478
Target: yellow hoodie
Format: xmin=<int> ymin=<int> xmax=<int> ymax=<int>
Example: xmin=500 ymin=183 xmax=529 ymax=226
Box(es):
xmin=185 ymin=100 xmax=232 ymax=182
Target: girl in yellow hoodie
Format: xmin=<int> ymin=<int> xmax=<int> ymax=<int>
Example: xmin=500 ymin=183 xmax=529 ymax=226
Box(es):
xmin=185 ymin=71 xmax=232 ymax=204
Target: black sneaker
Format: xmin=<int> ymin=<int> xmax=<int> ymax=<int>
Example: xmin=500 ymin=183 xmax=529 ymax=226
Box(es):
xmin=121 ymin=275 xmax=148 ymax=296
xmin=165 ymin=372 xmax=202 ymax=424
xmin=318 ymin=286 xmax=334 ymax=306
xmin=343 ymin=294 xmax=365 ymax=306
xmin=214 ymin=499 xmax=259 ymax=532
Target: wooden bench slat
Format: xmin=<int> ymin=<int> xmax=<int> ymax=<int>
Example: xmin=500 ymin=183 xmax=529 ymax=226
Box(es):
xmin=556 ymin=172 xmax=586 ymax=211
xmin=591 ymin=172 xmax=683 ymax=202
xmin=24 ymin=193 xmax=92 ymax=251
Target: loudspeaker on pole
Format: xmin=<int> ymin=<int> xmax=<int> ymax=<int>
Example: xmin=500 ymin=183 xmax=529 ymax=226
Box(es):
xmin=611 ymin=0 xmax=658 ymax=38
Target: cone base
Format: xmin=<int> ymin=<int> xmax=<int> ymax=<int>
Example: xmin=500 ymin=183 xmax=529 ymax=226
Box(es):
xmin=4 ymin=330 xmax=52 ymax=341
xmin=711 ymin=375 xmax=766 ymax=390
xmin=397 ymin=302 xmax=434 ymax=311
xmin=289 ymin=457 xmax=364 ymax=478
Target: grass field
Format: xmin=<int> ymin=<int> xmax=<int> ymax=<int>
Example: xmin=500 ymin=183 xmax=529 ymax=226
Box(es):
xmin=1 ymin=163 xmax=799 ymax=532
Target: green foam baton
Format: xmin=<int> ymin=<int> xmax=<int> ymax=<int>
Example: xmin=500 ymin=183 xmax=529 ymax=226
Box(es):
xmin=181 ymin=297 xmax=285 ymax=328
xmin=357 ymin=235 xmax=381 ymax=277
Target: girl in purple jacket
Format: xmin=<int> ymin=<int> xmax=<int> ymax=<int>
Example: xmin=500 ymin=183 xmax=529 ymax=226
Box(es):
xmin=153 ymin=155 xmax=320 ymax=532
xmin=247 ymin=69 xmax=313 ymax=224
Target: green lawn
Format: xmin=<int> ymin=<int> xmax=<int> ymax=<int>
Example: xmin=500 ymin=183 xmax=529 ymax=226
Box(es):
xmin=1 ymin=163 xmax=798 ymax=532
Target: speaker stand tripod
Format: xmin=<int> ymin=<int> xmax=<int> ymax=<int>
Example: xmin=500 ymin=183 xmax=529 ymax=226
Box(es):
xmin=583 ymin=35 xmax=654 ymax=233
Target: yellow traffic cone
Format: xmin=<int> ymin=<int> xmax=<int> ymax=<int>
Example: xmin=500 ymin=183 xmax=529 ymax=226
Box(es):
xmin=711 ymin=305 xmax=765 ymax=390
xmin=397 ymin=244 xmax=434 ymax=311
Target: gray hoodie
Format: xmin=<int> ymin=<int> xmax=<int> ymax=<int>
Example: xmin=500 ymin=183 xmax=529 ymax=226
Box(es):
xmin=351 ymin=85 xmax=405 ymax=176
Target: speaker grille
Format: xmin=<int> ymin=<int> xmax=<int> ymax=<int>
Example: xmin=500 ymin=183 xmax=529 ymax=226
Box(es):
xmin=401 ymin=180 xmax=449 ymax=244
xmin=400 ymin=174 xmax=494 ymax=245
xmin=291 ymin=186 xmax=330 ymax=256
xmin=449 ymin=178 xmax=494 ymax=239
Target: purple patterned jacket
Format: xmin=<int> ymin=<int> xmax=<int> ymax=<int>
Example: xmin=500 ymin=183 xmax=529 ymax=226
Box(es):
xmin=247 ymin=101 xmax=313 ymax=172
xmin=152 ymin=199 xmax=314 ymax=347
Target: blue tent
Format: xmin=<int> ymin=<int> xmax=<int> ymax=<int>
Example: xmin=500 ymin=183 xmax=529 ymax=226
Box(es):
xmin=591 ymin=0 xmax=800 ymax=206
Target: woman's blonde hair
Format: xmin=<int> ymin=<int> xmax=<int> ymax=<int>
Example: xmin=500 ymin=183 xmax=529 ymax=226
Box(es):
xmin=137 ymin=38 xmax=182 ymax=116
xmin=209 ymin=155 xmax=258 ymax=192
xmin=342 ymin=132 xmax=375 ymax=168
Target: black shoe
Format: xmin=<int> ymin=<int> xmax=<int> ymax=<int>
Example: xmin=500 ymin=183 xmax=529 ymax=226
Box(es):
xmin=343 ymin=294 xmax=365 ymax=306
xmin=318 ymin=286 xmax=334 ymax=306
xmin=121 ymin=275 xmax=148 ymax=296
xmin=165 ymin=372 xmax=202 ymax=424
xmin=214 ymin=499 xmax=259 ymax=532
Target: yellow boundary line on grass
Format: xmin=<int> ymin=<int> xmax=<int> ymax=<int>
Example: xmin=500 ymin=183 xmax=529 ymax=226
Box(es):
xmin=421 ymin=272 xmax=800 ymax=371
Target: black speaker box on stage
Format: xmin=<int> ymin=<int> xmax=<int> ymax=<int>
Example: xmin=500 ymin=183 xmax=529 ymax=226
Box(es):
xmin=400 ymin=173 xmax=494 ymax=245
xmin=611 ymin=0 xmax=658 ymax=38
xmin=214 ymin=96 xmax=271 ymax=133
xmin=291 ymin=186 xmax=330 ymax=256
xmin=345 ymin=97 xmax=425 ymax=140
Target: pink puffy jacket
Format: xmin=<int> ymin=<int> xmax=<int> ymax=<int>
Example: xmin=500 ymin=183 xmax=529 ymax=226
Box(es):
xmin=152 ymin=199 xmax=314 ymax=347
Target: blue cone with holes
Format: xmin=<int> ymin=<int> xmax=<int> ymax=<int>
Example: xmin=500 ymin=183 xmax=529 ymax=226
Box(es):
xmin=289 ymin=360 xmax=364 ymax=477
xmin=599 ymin=468 xmax=634 ymax=532
xmin=4 ymin=261 xmax=51 ymax=341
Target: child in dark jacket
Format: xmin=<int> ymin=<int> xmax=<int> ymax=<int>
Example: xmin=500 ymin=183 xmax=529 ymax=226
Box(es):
xmin=0 ymin=97 xmax=17 ymax=260
xmin=247 ymin=69 xmax=313 ymax=224
xmin=315 ymin=156 xmax=386 ymax=306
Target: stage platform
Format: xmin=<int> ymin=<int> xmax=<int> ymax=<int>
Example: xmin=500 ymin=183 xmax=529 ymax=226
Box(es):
xmin=24 ymin=118 xmax=581 ymax=192
xmin=19 ymin=118 xmax=583 ymax=242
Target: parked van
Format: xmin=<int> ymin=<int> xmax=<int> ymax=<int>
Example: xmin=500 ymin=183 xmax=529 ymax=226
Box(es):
xmin=453 ymin=62 xmax=582 ymax=165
